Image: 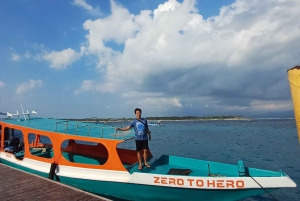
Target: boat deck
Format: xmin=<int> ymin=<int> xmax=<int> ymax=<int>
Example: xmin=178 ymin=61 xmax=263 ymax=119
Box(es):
xmin=127 ymin=155 xmax=284 ymax=178
xmin=127 ymin=156 xmax=220 ymax=176
xmin=0 ymin=163 xmax=111 ymax=201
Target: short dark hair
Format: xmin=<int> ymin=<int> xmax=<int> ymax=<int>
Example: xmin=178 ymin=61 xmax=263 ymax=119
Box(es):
xmin=134 ymin=108 xmax=142 ymax=114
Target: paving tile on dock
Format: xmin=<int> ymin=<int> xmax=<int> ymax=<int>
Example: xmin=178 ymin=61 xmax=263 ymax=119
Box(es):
xmin=0 ymin=163 xmax=110 ymax=201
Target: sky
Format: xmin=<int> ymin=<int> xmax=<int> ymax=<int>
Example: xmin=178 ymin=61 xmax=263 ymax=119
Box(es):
xmin=0 ymin=0 xmax=300 ymax=119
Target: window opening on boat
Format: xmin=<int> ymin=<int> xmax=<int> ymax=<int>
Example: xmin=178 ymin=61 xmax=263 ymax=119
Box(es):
xmin=4 ymin=127 xmax=13 ymax=141
xmin=2 ymin=127 xmax=25 ymax=160
xmin=28 ymin=133 xmax=53 ymax=159
xmin=60 ymin=139 xmax=109 ymax=165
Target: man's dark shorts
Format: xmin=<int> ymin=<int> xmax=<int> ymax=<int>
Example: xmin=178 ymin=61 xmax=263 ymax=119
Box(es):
xmin=135 ymin=139 xmax=149 ymax=151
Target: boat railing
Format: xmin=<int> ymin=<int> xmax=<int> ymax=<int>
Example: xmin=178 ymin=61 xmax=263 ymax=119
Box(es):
xmin=54 ymin=120 xmax=134 ymax=140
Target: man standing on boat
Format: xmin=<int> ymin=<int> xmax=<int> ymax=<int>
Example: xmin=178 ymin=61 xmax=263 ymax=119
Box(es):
xmin=116 ymin=108 xmax=151 ymax=170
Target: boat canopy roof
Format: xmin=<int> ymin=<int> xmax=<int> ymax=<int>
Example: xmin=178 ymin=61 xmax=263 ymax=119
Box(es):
xmin=1 ymin=118 xmax=134 ymax=141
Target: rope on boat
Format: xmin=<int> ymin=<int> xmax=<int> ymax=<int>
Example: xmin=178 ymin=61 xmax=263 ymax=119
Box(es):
xmin=208 ymin=163 xmax=278 ymax=200
xmin=250 ymin=176 xmax=278 ymax=201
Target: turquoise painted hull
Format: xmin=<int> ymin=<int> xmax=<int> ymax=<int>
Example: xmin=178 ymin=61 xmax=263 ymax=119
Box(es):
xmin=60 ymin=176 xmax=268 ymax=201
xmin=0 ymin=159 xmax=270 ymax=201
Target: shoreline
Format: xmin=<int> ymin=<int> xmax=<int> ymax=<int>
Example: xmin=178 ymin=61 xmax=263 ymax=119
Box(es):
xmin=66 ymin=117 xmax=295 ymax=123
xmin=77 ymin=118 xmax=253 ymax=123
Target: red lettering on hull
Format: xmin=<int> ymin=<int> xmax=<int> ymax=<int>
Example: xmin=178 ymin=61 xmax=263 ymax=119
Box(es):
xmin=153 ymin=177 xmax=245 ymax=189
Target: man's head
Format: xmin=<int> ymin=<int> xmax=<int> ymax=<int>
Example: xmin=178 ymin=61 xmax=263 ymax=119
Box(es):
xmin=134 ymin=108 xmax=142 ymax=119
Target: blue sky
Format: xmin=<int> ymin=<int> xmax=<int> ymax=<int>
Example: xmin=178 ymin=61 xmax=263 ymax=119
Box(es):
xmin=1 ymin=0 xmax=300 ymax=119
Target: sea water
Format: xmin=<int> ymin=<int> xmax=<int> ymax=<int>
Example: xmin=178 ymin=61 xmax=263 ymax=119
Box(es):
xmin=116 ymin=119 xmax=300 ymax=201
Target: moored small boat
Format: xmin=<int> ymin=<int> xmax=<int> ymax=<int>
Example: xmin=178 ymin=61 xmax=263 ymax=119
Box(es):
xmin=148 ymin=120 xmax=162 ymax=126
xmin=0 ymin=110 xmax=296 ymax=200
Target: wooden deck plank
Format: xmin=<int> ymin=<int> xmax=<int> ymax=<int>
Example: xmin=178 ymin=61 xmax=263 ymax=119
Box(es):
xmin=0 ymin=163 xmax=111 ymax=201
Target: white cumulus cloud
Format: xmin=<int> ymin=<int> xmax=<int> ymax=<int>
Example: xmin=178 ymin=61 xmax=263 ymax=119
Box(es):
xmin=72 ymin=0 xmax=300 ymax=115
xmin=250 ymin=100 xmax=293 ymax=111
xmin=0 ymin=81 xmax=5 ymax=88
xmin=16 ymin=79 xmax=43 ymax=94
xmin=11 ymin=53 xmax=21 ymax=61
xmin=74 ymin=80 xmax=96 ymax=95
xmin=43 ymin=48 xmax=83 ymax=70
xmin=73 ymin=0 xmax=102 ymax=15
xmin=78 ymin=0 xmax=300 ymax=100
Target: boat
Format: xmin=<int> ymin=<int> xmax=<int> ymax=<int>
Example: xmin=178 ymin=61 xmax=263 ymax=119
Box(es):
xmin=148 ymin=120 xmax=162 ymax=126
xmin=0 ymin=107 xmax=296 ymax=201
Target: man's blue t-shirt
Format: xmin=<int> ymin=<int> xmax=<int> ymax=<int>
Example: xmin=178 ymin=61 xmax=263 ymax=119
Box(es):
xmin=130 ymin=118 xmax=148 ymax=140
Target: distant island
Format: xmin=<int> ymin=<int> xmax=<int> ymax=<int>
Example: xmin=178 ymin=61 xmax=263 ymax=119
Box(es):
xmin=64 ymin=115 xmax=251 ymax=122
xmin=146 ymin=115 xmax=249 ymax=121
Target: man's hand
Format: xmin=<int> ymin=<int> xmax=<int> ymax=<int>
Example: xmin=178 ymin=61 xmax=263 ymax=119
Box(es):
xmin=148 ymin=134 xmax=151 ymax=141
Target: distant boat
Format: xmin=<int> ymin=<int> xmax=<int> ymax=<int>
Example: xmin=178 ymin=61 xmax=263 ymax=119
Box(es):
xmin=148 ymin=120 xmax=162 ymax=126
xmin=0 ymin=108 xmax=296 ymax=201
xmin=0 ymin=112 xmax=6 ymax=115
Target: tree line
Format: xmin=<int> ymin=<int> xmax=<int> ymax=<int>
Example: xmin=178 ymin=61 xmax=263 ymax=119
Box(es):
xmin=64 ymin=115 xmax=245 ymax=122
xmin=146 ymin=115 xmax=243 ymax=120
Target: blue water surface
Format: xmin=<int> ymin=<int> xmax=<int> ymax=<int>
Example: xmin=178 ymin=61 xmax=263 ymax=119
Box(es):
xmin=115 ymin=119 xmax=300 ymax=201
